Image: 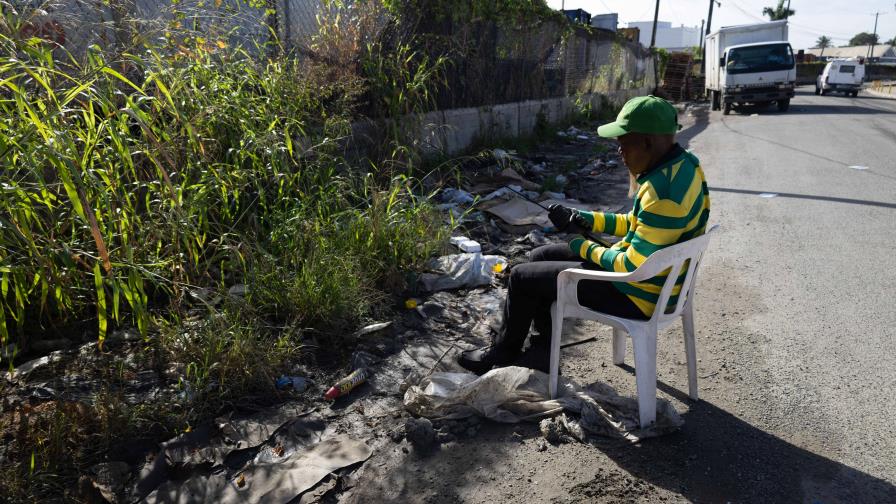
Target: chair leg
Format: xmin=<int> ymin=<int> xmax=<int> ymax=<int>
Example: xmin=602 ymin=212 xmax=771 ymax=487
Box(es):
xmin=548 ymin=302 xmax=563 ymax=399
xmin=612 ymin=328 xmax=626 ymax=365
xmin=682 ymin=302 xmax=699 ymax=400
xmin=631 ymin=329 xmax=657 ymax=428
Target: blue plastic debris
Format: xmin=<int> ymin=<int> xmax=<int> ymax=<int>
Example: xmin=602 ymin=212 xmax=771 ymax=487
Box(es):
xmin=276 ymin=376 xmax=309 ymax=392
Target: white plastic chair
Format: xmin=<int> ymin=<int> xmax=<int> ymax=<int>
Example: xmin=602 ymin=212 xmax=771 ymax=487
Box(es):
xmin=548 ymin=224 xmax=719 ymax=427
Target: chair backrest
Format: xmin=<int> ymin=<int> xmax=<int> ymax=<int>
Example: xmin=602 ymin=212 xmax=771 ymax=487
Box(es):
xmin=641 ymin=224 xmax=719 ymax=324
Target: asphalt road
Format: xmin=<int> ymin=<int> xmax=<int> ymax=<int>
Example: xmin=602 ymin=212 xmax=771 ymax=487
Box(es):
xmin=678 ymin=86 xmax=896 ymax=501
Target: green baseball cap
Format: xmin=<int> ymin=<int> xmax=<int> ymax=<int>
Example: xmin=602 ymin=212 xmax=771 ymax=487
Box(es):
xmin=597 ymin=95 xmax=680 ymax=138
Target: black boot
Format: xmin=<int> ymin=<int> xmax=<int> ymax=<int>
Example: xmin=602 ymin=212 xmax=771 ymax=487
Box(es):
xmin=457 ymin=344 xmax=518 ymax=375
xmin=512 ymin=338 xmax=551 ymax=374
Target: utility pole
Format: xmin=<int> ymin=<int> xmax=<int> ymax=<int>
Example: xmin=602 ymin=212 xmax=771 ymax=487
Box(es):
xmin=868 ymin=11 xmax=884 ymax=60
xmin=786 ymin=0 xmax=791 ymax=19
xmin=699 ymin=19 xmax=705 ymax=53
xmin=701 ymin=0 xmax=720 ymax=73
xmin=650 ymin=0 xmax=661 ymax=48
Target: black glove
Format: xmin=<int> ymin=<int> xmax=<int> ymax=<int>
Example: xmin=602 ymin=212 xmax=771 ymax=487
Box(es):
xmin=566 ymin=212 xmax=591 ymax=235
xmin=547 ymin=204 xmax=573 ymax=230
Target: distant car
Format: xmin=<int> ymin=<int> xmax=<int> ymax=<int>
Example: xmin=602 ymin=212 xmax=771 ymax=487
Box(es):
xmin=815 ymin=58 xmax=864 ymax=97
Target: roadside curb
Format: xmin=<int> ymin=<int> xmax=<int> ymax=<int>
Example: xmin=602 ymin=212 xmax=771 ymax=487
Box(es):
xmin=864 ymin=85 xmax=896 ymax=100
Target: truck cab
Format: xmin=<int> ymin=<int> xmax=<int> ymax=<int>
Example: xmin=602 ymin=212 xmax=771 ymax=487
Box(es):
xmin=815 ymin=58 xmax=864 ymax=97
xmin=717 ymin=41 xmax=796 ymax=113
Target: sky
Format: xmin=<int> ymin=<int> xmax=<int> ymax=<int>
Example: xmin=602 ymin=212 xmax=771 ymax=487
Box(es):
xmin=546 ymin=0 xmax=896 ymax=50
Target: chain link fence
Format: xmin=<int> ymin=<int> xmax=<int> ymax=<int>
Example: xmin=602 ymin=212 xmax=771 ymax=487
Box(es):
xmin=7 ymin=1 xmax=653 ymax=111
xmin=7 ymin=0 xmax=271 ymax=60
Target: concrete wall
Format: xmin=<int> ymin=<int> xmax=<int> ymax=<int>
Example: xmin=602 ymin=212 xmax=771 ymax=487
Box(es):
xmin=363 ymin=86 xmax=654 ymax=157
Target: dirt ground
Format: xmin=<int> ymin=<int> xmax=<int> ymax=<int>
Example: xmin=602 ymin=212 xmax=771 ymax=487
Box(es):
xmin=12 ymin=105 xmax=892 ymax=503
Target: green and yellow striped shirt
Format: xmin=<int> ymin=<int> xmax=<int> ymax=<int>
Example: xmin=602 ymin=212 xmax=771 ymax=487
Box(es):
xmin=570 ymin=145 xmax=710 ymax=317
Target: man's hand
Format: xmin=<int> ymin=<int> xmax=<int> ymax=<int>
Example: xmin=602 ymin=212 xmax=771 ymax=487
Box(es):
xmin=547 ymin=204 xmax=573 ymax=230
xmin=567 ymin=212 xmax=591 ymax=235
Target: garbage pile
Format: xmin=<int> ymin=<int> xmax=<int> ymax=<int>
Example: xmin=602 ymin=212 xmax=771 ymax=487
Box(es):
xmin=2 ymin=121 xmax=661 ymax=503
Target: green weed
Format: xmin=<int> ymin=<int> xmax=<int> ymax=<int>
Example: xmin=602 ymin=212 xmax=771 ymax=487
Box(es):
xmin=0 ymin=5 xmax=451 ymax=498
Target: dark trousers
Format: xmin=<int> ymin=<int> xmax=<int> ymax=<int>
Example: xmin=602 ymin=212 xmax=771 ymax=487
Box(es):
xmin=495 ymin=244 xmax=646 ymax=355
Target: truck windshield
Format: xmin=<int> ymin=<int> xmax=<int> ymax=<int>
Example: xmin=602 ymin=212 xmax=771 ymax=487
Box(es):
xmin=726 ymin=43 xmax=794 ymax=74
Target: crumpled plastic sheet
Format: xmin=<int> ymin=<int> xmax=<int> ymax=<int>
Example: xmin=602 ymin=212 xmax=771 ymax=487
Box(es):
xmin=403 ymin=366 xmax=682 ymax=442
xmin=144 ymin=436 xmax=371 ymax=504
xmin=441 ymin=188 xmax=475 ymax=205
xmin=418 ymin=253 xmax=508 ymax=292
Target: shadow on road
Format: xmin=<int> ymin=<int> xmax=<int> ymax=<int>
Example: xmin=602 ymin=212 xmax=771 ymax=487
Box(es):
xmin=708 ymin=186 xmax=896 ymax=209
xmin=588 ymin=367 xmax=896 ymax=503
xmin=725 ymin=102 xmax=893 ymax=116
xmin=781 ymin=103 xmax=894 ymax=115
xmin=678 ymin=105 xmax=710 ymax=151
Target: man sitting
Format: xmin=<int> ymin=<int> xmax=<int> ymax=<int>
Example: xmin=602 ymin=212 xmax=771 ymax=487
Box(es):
xmin=459 ymin=95 xmax=711 ymax=374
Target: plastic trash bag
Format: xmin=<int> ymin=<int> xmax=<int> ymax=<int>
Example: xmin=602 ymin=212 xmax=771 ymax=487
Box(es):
xmin=441 ymin=188 xmax=475 ymax=205
xmin=418 ymin=253 xmax=508 ymax=292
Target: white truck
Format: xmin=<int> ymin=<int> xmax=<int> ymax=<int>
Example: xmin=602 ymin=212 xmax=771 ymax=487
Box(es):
xmin=704 ymin=20 xmax=796 ymax=114
xmin=815 ymin=58 xmax=865 ymax=96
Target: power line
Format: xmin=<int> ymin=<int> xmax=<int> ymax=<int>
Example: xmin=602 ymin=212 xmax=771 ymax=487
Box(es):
xmin=727 ymin=0 xmax=859 ymax=40
xmin=727 ymin=1 xmax=768 ymax=24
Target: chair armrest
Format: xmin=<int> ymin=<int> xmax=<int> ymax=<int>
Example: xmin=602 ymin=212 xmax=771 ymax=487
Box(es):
xmin=558 ymin=267 xmax=653 ymax=284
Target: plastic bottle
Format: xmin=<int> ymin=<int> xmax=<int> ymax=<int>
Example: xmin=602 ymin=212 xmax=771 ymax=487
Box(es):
xmin=324 ymin=368 xmax=369 ymax=400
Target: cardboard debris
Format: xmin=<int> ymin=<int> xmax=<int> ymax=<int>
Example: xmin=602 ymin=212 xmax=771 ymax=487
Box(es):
xmin=465 ymin=169 xmax=541 ymax=196
xmin=483 ymin=198 xmax=597 ymax=228
xmin=497 ymin=167 xmax=540 ymax=191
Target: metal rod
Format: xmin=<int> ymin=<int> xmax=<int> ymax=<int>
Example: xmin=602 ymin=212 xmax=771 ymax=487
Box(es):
xmin=504 ymin=185 xmax=548 ymax=209
xmin=502 ymin=186 xmax=612 ymax=247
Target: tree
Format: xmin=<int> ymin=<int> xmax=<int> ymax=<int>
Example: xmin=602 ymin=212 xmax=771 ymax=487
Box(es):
xmin=762 ymin=0 xmax=795 ymax=21
xmin=816 ymin=35 xmax=831 ymax=57
xmin=849 ymin=32 xmax=879 ymax=46
xmin=886 ymin=36 xmax=896 ymax=46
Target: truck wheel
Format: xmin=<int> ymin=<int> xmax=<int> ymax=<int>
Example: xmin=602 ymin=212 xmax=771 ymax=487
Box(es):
xmin=814 ymin=86 xmax=820 ymax=95
xmin=723 ymin=102 xmax=732 ymax=115
xmin=820 ymin=87 xmax=827 ymax=96
xmin=852 ymin=90 xmax=859 ymax=97
xmin=777 ymin=99 xmax=790 ymax=112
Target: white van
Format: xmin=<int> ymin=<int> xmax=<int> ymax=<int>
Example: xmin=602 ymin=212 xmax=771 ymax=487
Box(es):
xmin=815 ymin=58 xmax=865 ymax=97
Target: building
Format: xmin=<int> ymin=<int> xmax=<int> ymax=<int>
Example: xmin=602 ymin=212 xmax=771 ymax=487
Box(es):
xmin=591 ymin=13 xmax=618 ymax=32
xmin=562 ymin=9 xmax=591 ymax=25
xmin=803 ymin=45 xmax=896 ymax=64
xmin=626 ymin=20 xmax=701 ymax=51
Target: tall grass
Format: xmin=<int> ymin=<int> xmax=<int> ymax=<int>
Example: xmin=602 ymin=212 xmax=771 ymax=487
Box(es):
xmin=0 ymin=7 xmax=447 ymax=354
xmin=0 ymin=3 xmax=454 ymax=498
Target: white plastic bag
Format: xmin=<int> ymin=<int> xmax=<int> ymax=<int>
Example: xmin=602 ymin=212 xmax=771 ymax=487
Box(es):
xmin=404 ymin=366 xmax=682 ymax=442
xmin=418 ymin=253 xmax=507 ymax=292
